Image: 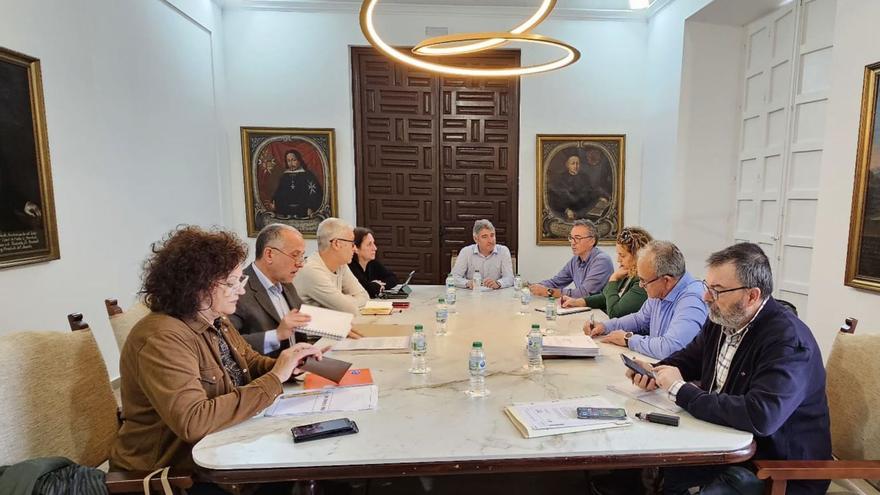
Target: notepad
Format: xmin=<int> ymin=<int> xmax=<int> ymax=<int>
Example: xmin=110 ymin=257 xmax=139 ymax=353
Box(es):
xmin=535 ymin=305 xmax=591 ymax=316
xmin=360 ymin=300 xmax=393 ymax=315
xmin=296 ymin=304 xmax=354 ymax=340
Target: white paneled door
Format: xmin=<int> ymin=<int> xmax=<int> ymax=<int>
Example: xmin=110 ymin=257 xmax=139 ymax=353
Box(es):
xmin=735 ymin=0 xmax=836 ymax=320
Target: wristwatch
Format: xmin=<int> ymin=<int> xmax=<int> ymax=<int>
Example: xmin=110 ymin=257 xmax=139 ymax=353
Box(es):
xmin=546 ymin=288 xmax=553 ymax=297
xmin=623 ymin=332 xmax=634 ymax=346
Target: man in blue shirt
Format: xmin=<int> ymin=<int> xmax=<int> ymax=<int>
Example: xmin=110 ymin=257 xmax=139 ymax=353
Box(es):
xmin=529 ymin=219 xmax=613 ymax=298
xmin=586 ymin=240 xmax=706 ymax=359
xmin=452 ymin=219 xmax=514 ymax=289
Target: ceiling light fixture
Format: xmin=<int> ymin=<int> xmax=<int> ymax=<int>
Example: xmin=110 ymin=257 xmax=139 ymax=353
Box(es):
xmin=359 ymin=0 xmax=580 ymax=78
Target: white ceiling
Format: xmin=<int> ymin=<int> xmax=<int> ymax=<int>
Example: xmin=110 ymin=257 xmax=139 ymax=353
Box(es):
xmin=220 ymin=0 xmax=667 ymax=15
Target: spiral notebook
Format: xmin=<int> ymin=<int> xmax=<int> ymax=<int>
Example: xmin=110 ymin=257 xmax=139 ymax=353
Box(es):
xmin=296 ymin=304 xmax=354 ymax=340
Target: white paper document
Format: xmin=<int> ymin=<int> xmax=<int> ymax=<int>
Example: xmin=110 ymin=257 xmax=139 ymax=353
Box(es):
xmin=505 ymin=396 xmax=632 ymax=438
xmin=536 ymin=305 xmax=591 ymax=316
xmin=264 ymin=384 xmax=379 ymax=417
xmin=332 ymin=336 xmax=410 ymax=351
xmin=607 ymin=384 xmax=683 ymax=413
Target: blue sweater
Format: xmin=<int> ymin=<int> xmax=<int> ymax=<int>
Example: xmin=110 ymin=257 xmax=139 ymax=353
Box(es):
xmin=658 ymin=297 xmax=831 ymax=495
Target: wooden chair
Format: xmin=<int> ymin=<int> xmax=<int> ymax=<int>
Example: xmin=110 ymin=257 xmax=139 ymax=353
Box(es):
xmin=0 ymin=313 xmax=192 ymax=493
xmin=104 ymin=297 xmax=151 ymax=351
xmin=755 ymin=317 xmax=880 ymax=494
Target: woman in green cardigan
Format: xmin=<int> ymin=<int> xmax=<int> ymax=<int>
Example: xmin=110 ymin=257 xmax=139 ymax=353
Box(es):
xmin=561 ymin=227 xmax=653 ymax=318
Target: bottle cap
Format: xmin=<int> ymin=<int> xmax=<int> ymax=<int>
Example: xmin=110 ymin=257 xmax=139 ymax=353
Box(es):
xmin=438 ymin=297 xmax=445 ymax=303
xmin=531 ymin=324 xmax=540 ymax=329
xmin=472 ymin=341 xmax=482 ymax=348
xmin=415 ymin=324 xmax=424 ymax=331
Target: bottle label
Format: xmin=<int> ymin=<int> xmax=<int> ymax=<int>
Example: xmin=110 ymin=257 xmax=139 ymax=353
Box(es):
xmin=520 ymin=290 xmax=531 ymax=304
xmin=528 ymin=334 xmax=542 ymax=355
xmin=446 ymin=287 xmax=456 ymax=304
xmin=412 ymin=334 xmax=426 ymax=353
xmin=546 ymin=304 xmax=557 ymax=320
xmin=435 ymin=308 xmax=448 ymax=322
xmin=469 ymin=355 xmax=486 ymax=372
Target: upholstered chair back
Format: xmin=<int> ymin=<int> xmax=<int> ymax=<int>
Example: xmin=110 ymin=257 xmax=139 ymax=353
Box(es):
xmin=106 ymin=299 xmax=151 ymax=351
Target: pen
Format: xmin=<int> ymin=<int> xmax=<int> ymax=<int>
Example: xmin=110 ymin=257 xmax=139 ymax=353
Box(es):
xmin=589 ymin=313 xmax=595 ymax=332
xmin=635 ymin=412 xmax=680 ymax=427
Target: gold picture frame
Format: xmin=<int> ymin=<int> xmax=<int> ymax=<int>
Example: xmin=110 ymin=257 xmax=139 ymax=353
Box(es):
xmin=240 ymin=127 xmax=338 ymax=238
xmin=845 ymin=62 xmax=880 ymax=292
xmin=536 ymin=134 xmax=625 ymax=245
xmin=0 ymin=47 xmax=59 ymax=269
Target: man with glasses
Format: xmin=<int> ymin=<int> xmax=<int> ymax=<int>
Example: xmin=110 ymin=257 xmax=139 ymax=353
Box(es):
xmin=294 ymin=217 xmax=369 ymax=315
xmin=586 ymin=240 xmax=706 ymax=359
xmin=623 ymin=243 xmax=830 ymax=495
xmin=529 ymin=219 xmax=613 ymax=298
xmin=230 ymin=223 xmax=312 ymax=357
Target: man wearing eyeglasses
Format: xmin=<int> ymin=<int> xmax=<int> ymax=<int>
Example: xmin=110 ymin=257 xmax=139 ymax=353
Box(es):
xmin=529 ymin=219 xmax=613 ymax=298
xmin=622 ymin=243 xmax=830 ymax=495
xmin=294 ymin=217 xmax=369 ymax=315
xmin=230 ymin=223 xmax=312 ymax=357
xmin=585 ymin=240 xmax=706 ymax=359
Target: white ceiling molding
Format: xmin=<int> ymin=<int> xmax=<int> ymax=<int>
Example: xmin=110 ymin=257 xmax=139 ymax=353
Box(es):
xmin=219 ymin=0 xmax=676 ymax=21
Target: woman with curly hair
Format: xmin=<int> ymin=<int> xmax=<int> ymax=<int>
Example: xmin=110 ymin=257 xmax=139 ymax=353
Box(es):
xmin=110 ymin=226 xmax=324 ymax=476
xmin=561 ymin=226 xmax=653 ymax=318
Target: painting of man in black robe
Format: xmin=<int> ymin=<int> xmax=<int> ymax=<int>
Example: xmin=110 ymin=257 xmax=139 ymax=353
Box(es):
xmin=241 ymin=128 xmax=337 ymax=238
xmin=537 ymin=135 xmax=624 ymax=245
xmin=0 ymin=48 xmax=59 ymax=268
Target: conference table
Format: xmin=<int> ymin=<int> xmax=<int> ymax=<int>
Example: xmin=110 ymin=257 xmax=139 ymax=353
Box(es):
xmin=193 ymin=286 xmax=754 ymax=485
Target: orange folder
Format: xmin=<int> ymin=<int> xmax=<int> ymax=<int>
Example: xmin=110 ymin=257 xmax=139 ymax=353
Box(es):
xmin=304 ymin=368 xmax=374 ymax=389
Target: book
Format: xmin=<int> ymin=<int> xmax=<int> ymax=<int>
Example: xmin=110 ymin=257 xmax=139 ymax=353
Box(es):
xmin=304 ymin=368 xmax=374 ymax=389
xmin=504 ymin=396 xmax=631 ymax=438
xmin=296 ymin=304 xmax=354 ymax=340
xmin=541 ymin=335 xmax=600 ymax=357
xmin=360 ymin=300 xmax=393 ymax=315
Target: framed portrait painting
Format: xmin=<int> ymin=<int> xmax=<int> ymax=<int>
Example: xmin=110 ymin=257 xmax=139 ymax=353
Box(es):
xmin=846 ymin=62 xmax=880 ymax=292
xmin=0 ymin=47 xmax=59 ymax=269
xmin=536 ymin=134 xmax=625 ymax=245
xmin=240 ymin=127 xmax=338 ymax=238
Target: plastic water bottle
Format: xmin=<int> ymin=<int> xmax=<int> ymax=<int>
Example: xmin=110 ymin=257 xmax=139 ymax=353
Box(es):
xmin=466 ymin=341 xmax=488 ymax=397
xmin=435 ymin=297 xmax=448 ymax=336
xmin=409 ymin=324 xmax=429 ymax=374
xmin=518 ymin=287 xmax=532 ymax=315
xmin=544 ymin=296 xmax=558 ymax=335
xmin=527 ymin=324 xmax=544 ymax=372
xmin=445 ymin=274 xmax=457 ymax=312
xmin=513 ymin=274 xmax=523 ymax=298
xmin=473 ymin=270 xmax=482 ymax=292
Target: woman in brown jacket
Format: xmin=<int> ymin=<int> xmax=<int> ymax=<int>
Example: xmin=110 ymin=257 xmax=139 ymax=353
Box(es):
xmin=110 ymin=226 xmax=323 ymax=484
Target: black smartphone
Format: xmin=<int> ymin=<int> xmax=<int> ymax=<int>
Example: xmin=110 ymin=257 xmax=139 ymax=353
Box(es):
xmin=621 ymin=354 xmax=655 ymax=379
xmin=577 ymin=407 xmax=627 ymax=420
xmin=291 ymin=418 xmax=359 ymax=443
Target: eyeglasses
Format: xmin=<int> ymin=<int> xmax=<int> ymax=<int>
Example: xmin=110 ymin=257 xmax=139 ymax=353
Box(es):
xmin=219 ymin=275 xmax=249 ymax=295
xmin=702 ymin=280 xmax=750 ymax=300
xmin=270 ymin=246 xmax=306 ymax=264
xmin=567 ymin=235 xmax=594 ymax=243
xmin=638 ymin=275 xmax=666 ymax=288
xmin=333 ymin=238 xmax=356 ymax=245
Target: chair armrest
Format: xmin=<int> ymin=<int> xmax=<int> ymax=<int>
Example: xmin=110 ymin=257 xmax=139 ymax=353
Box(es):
xmin=755 ymin=460 xmax=880 ymax=481
xmin=105 ymin=470 xmax=194 ymax=493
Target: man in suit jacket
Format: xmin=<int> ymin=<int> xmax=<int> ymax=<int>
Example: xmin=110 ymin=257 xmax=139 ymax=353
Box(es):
xmin=230 ymin=223 xmax=312 ymax=356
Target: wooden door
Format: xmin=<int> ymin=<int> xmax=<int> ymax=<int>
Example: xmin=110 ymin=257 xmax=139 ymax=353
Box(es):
xmin=352 ymin=47 xmax=520 ymax=284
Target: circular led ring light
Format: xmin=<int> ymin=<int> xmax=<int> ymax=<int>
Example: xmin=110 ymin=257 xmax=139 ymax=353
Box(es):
xmin=413 ymin=0 xmax=557 ymax=56
xmin=359 ymin=0 xmax=580 ymax=78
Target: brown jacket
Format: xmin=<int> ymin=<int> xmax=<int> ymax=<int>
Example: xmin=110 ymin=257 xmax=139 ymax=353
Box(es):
xmin=110 ymin=312 xmax=282 ymax=471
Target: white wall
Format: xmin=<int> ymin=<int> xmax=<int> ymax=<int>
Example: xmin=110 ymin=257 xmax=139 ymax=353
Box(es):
xmin=807 ymin=0 xmax=880 ymax=357
xmin=221 ymin=7 xmax=648 ymax=283
xmin=0 ymin=0 xmax=224 ymax=377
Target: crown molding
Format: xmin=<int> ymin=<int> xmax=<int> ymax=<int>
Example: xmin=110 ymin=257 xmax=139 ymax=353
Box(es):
xmin=220 ymin=0 xmax=661 ymax=21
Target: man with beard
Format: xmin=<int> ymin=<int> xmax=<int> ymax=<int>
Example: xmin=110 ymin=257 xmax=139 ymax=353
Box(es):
xmin=624 ymin=243 xmax=831 ymax=495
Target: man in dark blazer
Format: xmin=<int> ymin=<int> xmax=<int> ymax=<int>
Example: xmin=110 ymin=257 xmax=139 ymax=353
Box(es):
xmin=230 ymin=223 xmax=311 ymax=357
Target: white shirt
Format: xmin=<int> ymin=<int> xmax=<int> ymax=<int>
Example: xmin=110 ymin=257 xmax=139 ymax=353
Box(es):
xmin=252 ymin=264 xmax=292 ymax=354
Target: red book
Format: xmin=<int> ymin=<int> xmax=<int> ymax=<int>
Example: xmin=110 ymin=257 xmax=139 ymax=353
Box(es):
xmin=304 ymin=368 xmax=374 ymax=389
xmin=391 ymin=301 xmax=410 ymax=309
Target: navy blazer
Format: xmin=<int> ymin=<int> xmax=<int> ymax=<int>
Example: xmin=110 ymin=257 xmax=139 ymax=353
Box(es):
xmin=659 ymin=297 xmax=832 ymax=495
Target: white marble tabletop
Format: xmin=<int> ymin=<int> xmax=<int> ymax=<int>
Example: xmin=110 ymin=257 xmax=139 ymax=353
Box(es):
xmin=193 ymin=286 xmax=753 ymax=473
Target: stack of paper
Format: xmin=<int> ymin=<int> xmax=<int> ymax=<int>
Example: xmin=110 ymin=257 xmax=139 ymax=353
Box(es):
xmin=360 ymin=300 xmax=393 ymax=315
xmin=536 ymin=305 xmax=591 ymax=316
xmin=504 ymin=396 xmax=632 ymax=438
xmin=332 ymin=336 xmax=410 ymax=352
xmin=264 ymin=385 xmax=379 ymax=417
xmin=541 ymin=335 xmax=600 ymax=357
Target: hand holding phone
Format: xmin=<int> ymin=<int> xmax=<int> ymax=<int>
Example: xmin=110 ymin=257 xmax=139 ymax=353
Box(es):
xmin=621 ymin=354 xmax=655 ymax=379
xmin=291 ymin=418 xmax=359 ymax=443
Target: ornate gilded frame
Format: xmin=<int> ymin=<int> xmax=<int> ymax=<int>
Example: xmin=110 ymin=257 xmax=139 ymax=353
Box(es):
xmin=536 ymin=134 xmax=625 ymax=246
xmin=0 ymin=47 xmax=59 ymax=269
xmin=240 ymin=127 xmax=338 ymax=238
xmin=845 ymin=62 xmax=880 ymax=292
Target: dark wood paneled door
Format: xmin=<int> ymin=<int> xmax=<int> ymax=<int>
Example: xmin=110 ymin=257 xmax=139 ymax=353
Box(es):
xmin=352 ymin=47 xmax=520 ymax=284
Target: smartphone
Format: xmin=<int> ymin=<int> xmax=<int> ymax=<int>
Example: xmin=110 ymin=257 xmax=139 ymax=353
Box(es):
xmin=291 ymin=418 xmax=359 ymax=443
xmin=577 ymin=407 xmax=627 ymax=420
xmin=621 ymin=354 xmax=655 ymax=379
